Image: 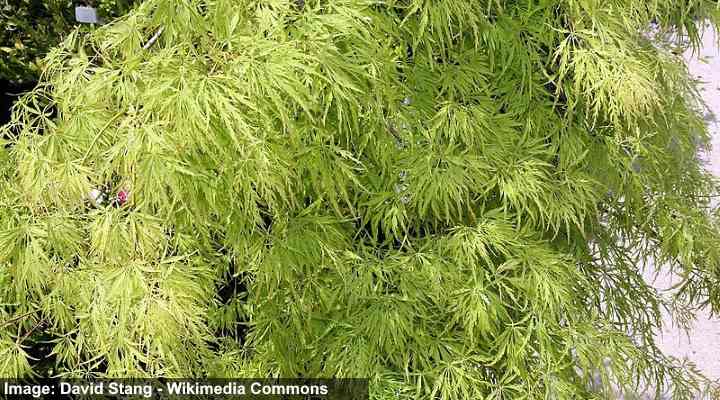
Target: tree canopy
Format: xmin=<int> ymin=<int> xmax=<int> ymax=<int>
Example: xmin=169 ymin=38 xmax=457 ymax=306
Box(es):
xmin=2 ymin=0 xmax=720 ymax=399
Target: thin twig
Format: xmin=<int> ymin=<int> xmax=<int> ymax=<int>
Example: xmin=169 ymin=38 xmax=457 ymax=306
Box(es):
xmin=386 ymin=121 xmax=401 ymax=142
xmin=0 ymin=310 xmax=36 ymax=329
xmin=16 ymin=319 xmax=43 ymax=347
xmin=143 ymin=26 xmax=165 ymax=50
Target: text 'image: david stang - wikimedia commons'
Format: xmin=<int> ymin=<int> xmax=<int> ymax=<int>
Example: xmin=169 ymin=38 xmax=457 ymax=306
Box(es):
xmin=0 ymin=379 xmax=370 ymax=399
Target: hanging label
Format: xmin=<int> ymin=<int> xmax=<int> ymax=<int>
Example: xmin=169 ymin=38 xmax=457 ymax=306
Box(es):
xmin=75 ymin=6 xmax=102 ymax=24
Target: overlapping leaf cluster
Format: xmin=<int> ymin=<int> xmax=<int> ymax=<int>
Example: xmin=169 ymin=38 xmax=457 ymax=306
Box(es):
xmin=2 ymin=0 xmax=720 ymax=398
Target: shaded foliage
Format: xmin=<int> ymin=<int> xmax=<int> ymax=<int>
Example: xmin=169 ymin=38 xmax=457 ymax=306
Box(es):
xmin=0 ymin=0 xmax=138 ymax=83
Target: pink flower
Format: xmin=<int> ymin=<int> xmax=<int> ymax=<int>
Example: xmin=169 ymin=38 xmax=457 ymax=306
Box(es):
xmin=117 ymin=190 xmax=128 ymax=205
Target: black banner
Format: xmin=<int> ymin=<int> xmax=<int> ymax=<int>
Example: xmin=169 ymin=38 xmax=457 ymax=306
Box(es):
xmin=0 ymin=379 xmax=368 ymax=399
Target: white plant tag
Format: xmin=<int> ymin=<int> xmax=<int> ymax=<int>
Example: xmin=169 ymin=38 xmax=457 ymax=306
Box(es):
xmin=88 ymin=189 xmax=106 ymax=207
xmin=75 ymin=6 xmax=102 ymax=24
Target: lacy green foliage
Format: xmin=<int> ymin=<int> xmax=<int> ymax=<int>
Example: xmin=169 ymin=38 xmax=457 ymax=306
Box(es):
xmin=1 ymin=0 xmax=720 ymax=398
xmin=0 ymin=0 xmax=137 ymax=82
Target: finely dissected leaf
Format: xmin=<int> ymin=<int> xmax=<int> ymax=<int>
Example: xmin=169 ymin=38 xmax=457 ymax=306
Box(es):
xmin=1 ymin=0 xmax=720 ymax=399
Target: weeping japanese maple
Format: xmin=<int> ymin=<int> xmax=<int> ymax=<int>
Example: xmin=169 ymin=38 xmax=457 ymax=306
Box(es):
xmin=2 ymin=0 xmax=720 ymax=399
